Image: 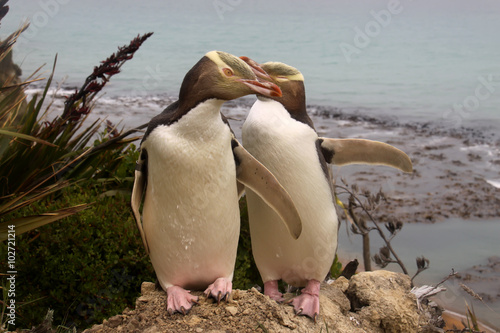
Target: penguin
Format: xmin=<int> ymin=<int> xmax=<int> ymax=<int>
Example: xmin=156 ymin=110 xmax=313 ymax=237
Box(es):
xmin=131 ymin=51 xmax=303 ymax=315
xmin=240 ymin=59 xmax=412 ymax=320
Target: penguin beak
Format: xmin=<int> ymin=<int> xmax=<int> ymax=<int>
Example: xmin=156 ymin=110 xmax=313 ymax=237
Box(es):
xmin=240 ymin=56 xmax=273 ymax=81
xmin=238 ymin=79 xmax=282 ymax=98
xmin=238 ymin=56 xmax=282 ymax=97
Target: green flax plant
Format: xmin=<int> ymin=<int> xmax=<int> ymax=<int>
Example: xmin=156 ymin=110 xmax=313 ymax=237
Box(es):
xmin=0 ymin=1 xmax=153 ymax=240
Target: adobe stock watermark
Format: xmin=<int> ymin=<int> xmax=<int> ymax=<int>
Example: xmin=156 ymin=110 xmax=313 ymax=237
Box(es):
xmin=5 ymin=225 xmax=17 ymax=328
xmin=339 ymin=0 xmax=412 ymax=64
xmin=213 ymin=0 xmax=242 ymax=21
xmin=442 ymin=74 xmax=496 ymax=128
xmin=17 ymin=0 xmax=71 ymax=46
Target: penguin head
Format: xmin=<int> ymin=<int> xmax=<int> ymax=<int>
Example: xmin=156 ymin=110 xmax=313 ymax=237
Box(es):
xmin=179 ymin=51 xmax=282 ymax=105
xmin=260 ymin=62 xmax=305 ymax=82
xmin=243 ymin=60 xmax=307 ymax=117
xmin=259 ymin=62 xmax=305 ymax=100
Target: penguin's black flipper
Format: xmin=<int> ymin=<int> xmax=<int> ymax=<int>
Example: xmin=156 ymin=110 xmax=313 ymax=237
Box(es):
xmin=231 ymin=137 xmax=302 ymax=240
xmin=318 ymin=138 xmax=413 ymax=173
xmin=131 ymin=149 xmax=150 ymax=254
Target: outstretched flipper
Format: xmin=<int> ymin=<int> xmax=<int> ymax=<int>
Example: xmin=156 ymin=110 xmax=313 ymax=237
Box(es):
xmin=319 ymin=138 xmax=413 ymax=173
xmin=131 ymin=150 xmax=150 ymax=254
xmin=231 ymin=138 xmax=302 ymax=240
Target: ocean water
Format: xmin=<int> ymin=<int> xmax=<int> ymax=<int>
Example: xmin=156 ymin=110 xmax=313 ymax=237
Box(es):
xmin=2 ymin=0 xmax=500 ymax=128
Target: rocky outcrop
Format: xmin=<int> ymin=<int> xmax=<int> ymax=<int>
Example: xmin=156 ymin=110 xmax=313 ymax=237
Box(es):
xmin=0 ymin=49 xmax=27 ymax=123
xmin=83 ymin=271 xmax=444 ymax=333
xmin=0 ymin=50 xmax=23 ymax=85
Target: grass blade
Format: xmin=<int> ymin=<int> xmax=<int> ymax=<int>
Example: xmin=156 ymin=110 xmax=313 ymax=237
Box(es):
xmin=0 ymin=204 xmax=90 ymax=241
xmin=0 ymin=129 xmax=57 ymax=146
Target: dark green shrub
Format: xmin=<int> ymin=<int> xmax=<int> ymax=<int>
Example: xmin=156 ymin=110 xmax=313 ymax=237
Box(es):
xmin=233 ymin=198 xmax=262 ymax=290
xmin=0 ymin=159 xmax=155 ymax=329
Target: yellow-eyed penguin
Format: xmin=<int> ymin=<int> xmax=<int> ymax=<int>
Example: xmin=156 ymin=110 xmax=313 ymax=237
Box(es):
xmin=131 ymin=51 xmax=303 ymax=315
xmin=240 ymin=60 xmax=412 ymax=320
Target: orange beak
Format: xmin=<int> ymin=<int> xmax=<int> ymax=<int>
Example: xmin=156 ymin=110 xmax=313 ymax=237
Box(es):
xmin=240 ymin=56 xmax=273 ymax=81
xmin=237 ymin=78 xmax=282 ymax=98
xmin=238 ymin=56 xmax=282 ymax=97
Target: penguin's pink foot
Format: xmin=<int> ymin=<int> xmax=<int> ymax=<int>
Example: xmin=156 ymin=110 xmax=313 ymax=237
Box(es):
xmin=264 ymin=280 xmax=285 ymax=302
xmin=204 ymin=277 xmax=232 ymax=304
xmin=166 ymin=286 xmax=199 ymax=315
xmin=286 ymin=279 xmax=320 ymax=321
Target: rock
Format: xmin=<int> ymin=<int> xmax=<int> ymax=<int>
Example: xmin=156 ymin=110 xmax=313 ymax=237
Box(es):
xmin=346 ymin=271 xmax=419 ymax=333
xmin=141 ymin=281 xmax=156 ymax=295
xmin=105 ymin=315 xmax=122 ymax=328
xmin=225 ymin=306 xmax=238 ymax=316
xmin=142 ymin=326 xmax=160 ymax=333
xmin=126 ymin=318 xmax=140 ymax=330
xmin=136 ymin=295 xmax=153 ymax=303
xmin=188 ymin=315 xmax=203 ymax=325
xmin=331 ymin=275 xmax=350 ymax=292
xmin=0 ymin=50 xmax=22 ymax=87
xmin=83 ymin=271 xmax=444 ymax=333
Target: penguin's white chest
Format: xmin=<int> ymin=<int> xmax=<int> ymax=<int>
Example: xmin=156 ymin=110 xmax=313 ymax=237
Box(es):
xmin=242 ymin=100 xmax=338 ymax=286
xmin=142 ymin=101 xmax=239 ymax=290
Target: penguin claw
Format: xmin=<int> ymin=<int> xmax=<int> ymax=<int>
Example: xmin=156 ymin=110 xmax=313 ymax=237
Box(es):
xmin=286 ymin=280 xmax=320 ymax=321
xmin=204 ymin=277 xmax=232 ymax=304
xmin=289 ymin=295 xmax=319 ymax=320
xmin=166 ymin=286 xmax=199 ymax=315
xmin=217 ymin=291 xmax=223 ymax=304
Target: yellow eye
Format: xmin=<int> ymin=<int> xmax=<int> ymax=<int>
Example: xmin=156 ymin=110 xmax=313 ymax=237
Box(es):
xmin=223 ymin=68 xmax=234 ymax=77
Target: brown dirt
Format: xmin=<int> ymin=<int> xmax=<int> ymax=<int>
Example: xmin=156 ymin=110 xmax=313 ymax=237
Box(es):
xmin=83 ymin=272 xmax=444 ymax=333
